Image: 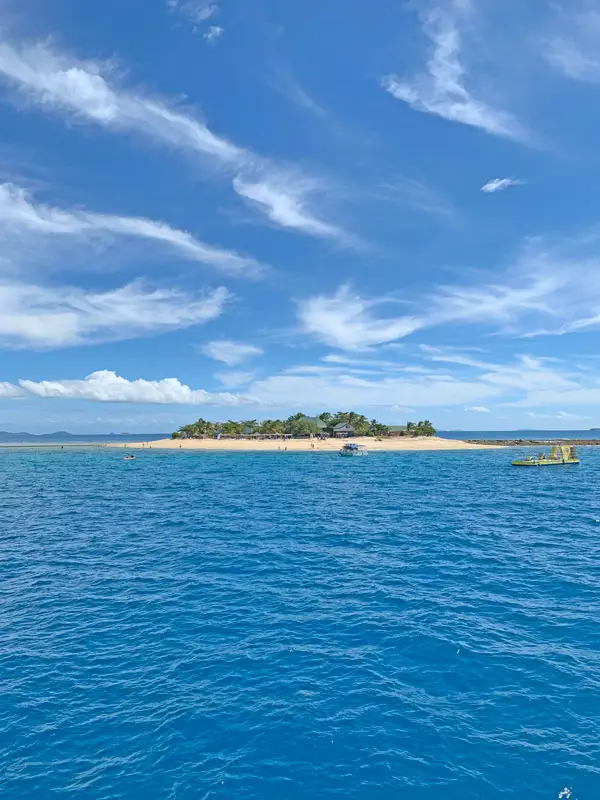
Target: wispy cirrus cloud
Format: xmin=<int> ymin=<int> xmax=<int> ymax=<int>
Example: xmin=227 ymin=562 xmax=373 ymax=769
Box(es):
xmin=233 ymin=176 xmax=346 ymax=241
xmin=464 ymin=405 xmax=490 ymax=412
xmin=298 ymin=285 xmax=422 ymax=350
xmin=166 ymin=0 xmax=218 ymax=26
xmin=373 ymin=177 xmax=457 ymax=221
xmin=526 ymin=410 xmax=587 ymax=420
xmin=0 ymin=40 xmax=343 ymax=241
xmin=298 ymin=269 xmax=559 ymax=351
xmin=267 ymin=66 xmax=327 ymax=119
xmin=298 ymin=226 xmax=600 ymax=350
xmin=202 ymin=339 xmax=263 ymax=365
xmin=481 ymin=177 xmax=525 ymax=193
xmin=0 ymin=281 xmax=229 ymax=348
xmin=215 ymin=371 xmax=256 ymax=388
xmin=0 ymin=183 xmax=262 ymax=277
xmin=248 ymin=368 xmax=501 ymax=409
xmin=382 ymin=3 xmax=525 ymax=141
xmin=19 ymin=369 xmax=252 ymax=405
xmin=420 ymin=346 xmax=591 ymax=410
xmin=542 ymin=7 xmax=600 ymax=82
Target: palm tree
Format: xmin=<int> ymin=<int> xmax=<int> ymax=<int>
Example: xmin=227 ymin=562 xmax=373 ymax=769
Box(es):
xmin=260 ymin=419 xmax=285 ymax=435
xmin=369 ymin=419 xmax=389 ymax=436
xmin=419 ymin=419 xmax=436 ymax=436
xmin=178 ymin=423 xmax=197 ymax=439
xmin=285 ymin=413 xmax=307 ymax=434
xmin=220 ymin=420 xmax=245 ymax=436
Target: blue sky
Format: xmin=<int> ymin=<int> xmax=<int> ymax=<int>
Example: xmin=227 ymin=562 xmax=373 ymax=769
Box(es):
xmin=2 ymin=0 xmax=600 ymax=432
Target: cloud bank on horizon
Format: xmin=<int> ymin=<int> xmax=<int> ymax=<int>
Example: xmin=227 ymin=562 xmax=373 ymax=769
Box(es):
xmin=0 ymin=0 xmax=599 ymax=431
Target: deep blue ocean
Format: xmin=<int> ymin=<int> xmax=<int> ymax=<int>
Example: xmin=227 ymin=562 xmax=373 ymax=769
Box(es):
xmin=1 ymin=447 xmax=599 ymax=799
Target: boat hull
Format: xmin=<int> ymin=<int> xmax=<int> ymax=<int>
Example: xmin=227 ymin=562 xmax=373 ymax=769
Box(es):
xmin=512 ymin=460 xmax=579 ymax=466
xmin=340 ymin=451 xmax=368 ymax=457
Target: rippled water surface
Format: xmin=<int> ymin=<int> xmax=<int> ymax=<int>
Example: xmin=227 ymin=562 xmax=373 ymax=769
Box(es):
xmin=2 ymin=448 xmax=599 ymax=799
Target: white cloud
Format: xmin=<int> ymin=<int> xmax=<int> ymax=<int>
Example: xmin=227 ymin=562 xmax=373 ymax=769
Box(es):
xmin=0 ymin=183 xmax=262 ymax=276
xmin=298 ymin=270 xmax=561 ymax=351
xmin=298 ymin=285 xmax=422 ymax=350
xmin=543 ymin=9 xmax=600 ymax=82
xmin=215 ymin=371 xmax=256 ymax=388
xmin=248 ymin=371 xmax=501 ymax=409
xmin=382 ymin=5 xmax=524 ymax=141
xmin=268 ymin=68 xmax=327 ymax=119
xmin=375 ymin=178 xmax=456 ymax=220
xmin=233 ymin=176 xmax=344 ymax=241
xmin=204 ymin=26 xmax=224 ymax=43
xmin=202 ymin=339 xmax=263 ymax=365
xmin=167 ymin=0 xmax=218 ymax=25
xmin=0 ymin=282 xmax=229 ymax=348
xmin=0 ymin=40 xmax=343 ymax=240
xmin=20 ymin=370 xmax=250 ymax=405
xmin=526 ymin=410 xmax=589 ymax=420
xmin=0 ymin=41 xmax=239 ymax=158
xmin=420 ymin=347 xmax=600 ymax=411
xmin=481 ymin=177 xmax=524 ymax=193
xmin=0 ymin=381 xmax=22 ymax=397
xmin=7 ymin=348 xmax=600 ymax=416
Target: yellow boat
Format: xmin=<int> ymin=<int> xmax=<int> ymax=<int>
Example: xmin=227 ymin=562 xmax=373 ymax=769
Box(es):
xmin=512 ymin=444 xmax=580 ymax=467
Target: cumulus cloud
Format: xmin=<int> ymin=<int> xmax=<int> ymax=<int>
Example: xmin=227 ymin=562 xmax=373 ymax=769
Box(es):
xmin=20 ymin=370 xmax=251 ymax=405
xmin=0 ymin=183 xmax=262 ymax=276
xmin=382 ymin=4 xmax=525 ymax=141
xmin=0 ymin=40 xmax=343 ymax=241
xmin=7 ymin=349 xmax=600 ymax=415
xmin=202 ymin=339 xmax=263 ymax=365
xmin=0 ymin=381 xmax=22 ymax=397
xmin=204 ymin=26 xmax=224 ymax=43
xmin=481 ymin=177 xmax=524 ymax=193
xmin=0 ymin=282 xmax=229 ymax=348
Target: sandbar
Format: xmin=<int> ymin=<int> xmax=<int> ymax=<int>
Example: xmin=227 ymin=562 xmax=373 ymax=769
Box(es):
xmin=109 ymin=436 xmax=498 ymax=452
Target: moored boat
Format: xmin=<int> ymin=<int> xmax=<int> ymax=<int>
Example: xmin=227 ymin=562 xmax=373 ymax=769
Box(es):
xmin=339 ymin=443 xmax=368 ymax=457
xmin=512 ymin=444 xmax=579 ymax=467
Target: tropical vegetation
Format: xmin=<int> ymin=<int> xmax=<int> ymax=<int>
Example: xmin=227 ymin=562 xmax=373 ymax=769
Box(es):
xmin=172 ymin=413 xmax=436 ymax=439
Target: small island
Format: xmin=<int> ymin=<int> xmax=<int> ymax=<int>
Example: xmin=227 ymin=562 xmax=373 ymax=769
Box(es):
xmin=171 ymin=412 xmax=436 ymax=440
xmin=111 ymin=413 xmax=496 ymax=451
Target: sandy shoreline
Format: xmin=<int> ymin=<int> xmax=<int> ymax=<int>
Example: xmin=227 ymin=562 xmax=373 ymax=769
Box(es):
xmin=109 ymin=436 xmax=498 ymax=452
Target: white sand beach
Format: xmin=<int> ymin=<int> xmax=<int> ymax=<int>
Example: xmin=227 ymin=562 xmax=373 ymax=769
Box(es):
xmin=110 ymin=436 xmax=497 ymax=452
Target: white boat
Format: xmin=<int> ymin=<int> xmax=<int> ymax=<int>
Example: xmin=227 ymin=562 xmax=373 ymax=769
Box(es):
xmin=339 ymin=443 xmax=368 ymax=457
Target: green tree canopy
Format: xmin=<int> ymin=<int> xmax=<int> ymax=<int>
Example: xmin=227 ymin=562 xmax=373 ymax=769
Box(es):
xmin=172 ymin=413 xmax=434 ymax=439
xmin=220 ymin=420 xmax=245 ymax=436
xmin=286 ymin=417 xmax=320 ymax=437
xmin=369 ymin=419 xmax=390 ymax=436
xmin=259 ymin=419 xmax=286 ymax=434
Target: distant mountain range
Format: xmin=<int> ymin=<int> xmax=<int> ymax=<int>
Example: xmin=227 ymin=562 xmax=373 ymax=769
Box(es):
xmin=0 ymin=431 xmax=168 ymax=443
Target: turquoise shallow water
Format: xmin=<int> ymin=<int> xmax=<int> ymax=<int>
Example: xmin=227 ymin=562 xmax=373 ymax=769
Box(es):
xmin=1 ymin=447 xmax=599 ymax=799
